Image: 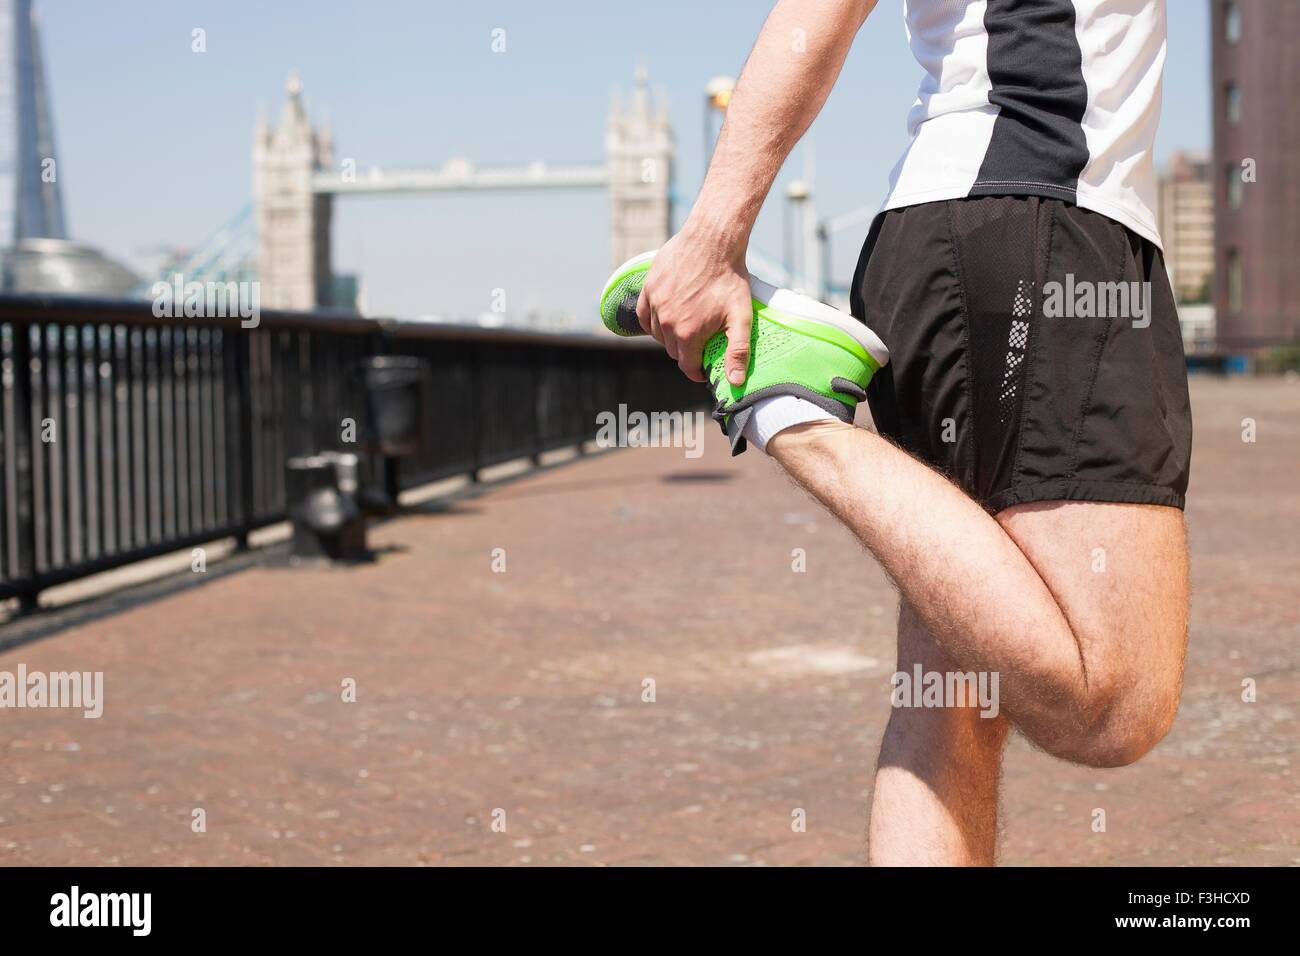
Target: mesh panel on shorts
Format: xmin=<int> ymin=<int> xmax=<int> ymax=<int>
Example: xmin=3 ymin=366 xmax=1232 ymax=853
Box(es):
xmin=948 ymin=197 xmax=1050 ymax=503
xmin=997 ymin=280 xmax=1034 ymax=423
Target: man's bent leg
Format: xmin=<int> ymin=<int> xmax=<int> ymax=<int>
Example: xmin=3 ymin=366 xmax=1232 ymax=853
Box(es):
xmin=993 ymin=500 xmax=1188 ymax=766
xmin=767 ymin=419 xmax=1187 ymax=766
xmin=868 ymin=600 xmax=1010 ymax=866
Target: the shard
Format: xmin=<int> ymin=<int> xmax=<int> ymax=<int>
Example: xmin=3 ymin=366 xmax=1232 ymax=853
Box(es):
xmin=0 ymin=0 xmax=66 ymax=245
xmin=0 ymin=0 xmax=137 ymax=296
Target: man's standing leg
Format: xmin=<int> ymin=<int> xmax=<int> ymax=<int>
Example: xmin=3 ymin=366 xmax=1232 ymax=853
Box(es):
xmin=868 ymin=600 xmax=1011 ymax=866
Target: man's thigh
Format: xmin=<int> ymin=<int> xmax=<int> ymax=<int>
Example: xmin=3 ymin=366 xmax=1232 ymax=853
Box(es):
xmin=995 ymin=499 xmax=1189 ymax=758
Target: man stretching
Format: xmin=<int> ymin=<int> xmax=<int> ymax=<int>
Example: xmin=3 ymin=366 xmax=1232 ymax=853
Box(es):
xmin=635 ymin=0 xmax=1192 ymax=864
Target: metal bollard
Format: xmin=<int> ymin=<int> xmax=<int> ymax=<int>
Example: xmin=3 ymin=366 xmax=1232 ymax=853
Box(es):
xmin=285 ymin=452 xmax=368 ymax=563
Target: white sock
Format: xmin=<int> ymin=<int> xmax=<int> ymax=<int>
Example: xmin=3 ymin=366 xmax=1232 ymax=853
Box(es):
xmin=739 ymin=395 xmax=837 ymax=453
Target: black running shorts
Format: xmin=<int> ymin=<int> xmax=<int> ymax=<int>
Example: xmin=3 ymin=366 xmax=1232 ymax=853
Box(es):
xmin=850 ymin=195 xmax=1192 ymax=513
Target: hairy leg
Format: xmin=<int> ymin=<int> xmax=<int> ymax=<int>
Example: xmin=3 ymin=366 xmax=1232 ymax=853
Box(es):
xmin=993 ymin=500 xmax=1188 ymax=764
xmin=868 ymin=600 xmax=1010 ymax=866
xmin=768 ymin=419 xmax=1187 ymax=766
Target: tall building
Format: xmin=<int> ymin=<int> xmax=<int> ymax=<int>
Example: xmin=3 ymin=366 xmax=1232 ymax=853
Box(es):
xmin=1156 ymin=152 xmax=1214 ymax=305
xmin=1211 ymin=0 xmax=1300 ymax=348
xmin=0 ymin=0 xmax=138 ymax=296
xmin=0 ymin=0 xmax=65 ymax=245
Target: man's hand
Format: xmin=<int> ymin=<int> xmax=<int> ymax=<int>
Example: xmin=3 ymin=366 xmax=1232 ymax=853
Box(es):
xmin=635 ymin=227 xmax=753 ymax=385
xmin=631 ymin=0 xmax=875 ymax=387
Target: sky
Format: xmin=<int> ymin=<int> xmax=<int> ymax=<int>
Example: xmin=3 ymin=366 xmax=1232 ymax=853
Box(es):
xmin=40 ymin=0 xmax=1211 ymax=320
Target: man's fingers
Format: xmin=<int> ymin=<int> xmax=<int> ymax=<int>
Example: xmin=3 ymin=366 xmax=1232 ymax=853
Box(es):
xmin=634 ymin=284 xmax=653 ymax=334
xmin=637 ymin=262 xmax=749 ymax=385
xmin=724 ymin=302 xmax=753 ymax=386
xmin=678 ymin=338 xmax=706 ymax=383
xmin=647 ymin=309 xmax=664 ymax=345
xmin=660 ymin=321 xmax=681 ymax=361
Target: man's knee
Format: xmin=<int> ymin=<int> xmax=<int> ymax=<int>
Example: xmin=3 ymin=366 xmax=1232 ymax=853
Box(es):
xmin=1035 ymin=672 xmax=1182 ymax=768
xmin=993 ymin=500 xmax=1189 ymax=768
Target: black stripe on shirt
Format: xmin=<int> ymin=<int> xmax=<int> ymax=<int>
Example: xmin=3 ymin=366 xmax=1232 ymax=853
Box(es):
xmin=970 ymin=0 xmax=1090 ymax=202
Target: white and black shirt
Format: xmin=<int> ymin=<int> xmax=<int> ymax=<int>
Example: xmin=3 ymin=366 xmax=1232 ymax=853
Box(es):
xmin=881 ymin=0 xmax=1166 ymax=247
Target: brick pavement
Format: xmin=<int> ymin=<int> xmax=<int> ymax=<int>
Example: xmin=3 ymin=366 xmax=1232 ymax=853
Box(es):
xmin=0 ymin=377 xmax=1296 ymax=865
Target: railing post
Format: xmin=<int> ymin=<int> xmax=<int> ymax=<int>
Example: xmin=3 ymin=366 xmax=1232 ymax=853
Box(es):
xmin=10 ymin=321 xmax=39 ymax=609
xmin=230 ymin=330 xmax=256 ymax=550
xmin=371 ymin=329 xmax=402 ymax=501
xmin=470 ymin=343 xmax=484 ymax=482
xmin=383 ymin=455 xmax=401 ymax=503
xmin=530 ymin=353 xmax=545 ymax=467
xmin=578 ymin=358 xmax=593 ymax=455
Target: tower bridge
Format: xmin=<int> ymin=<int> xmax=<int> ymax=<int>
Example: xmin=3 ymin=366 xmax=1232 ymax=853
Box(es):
xmin=253 ymin=68 xmax=674 ymax=311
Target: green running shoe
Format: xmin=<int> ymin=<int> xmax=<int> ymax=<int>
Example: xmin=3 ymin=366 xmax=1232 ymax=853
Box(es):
xmin=599 ymin=249 xmax=889 ymax=454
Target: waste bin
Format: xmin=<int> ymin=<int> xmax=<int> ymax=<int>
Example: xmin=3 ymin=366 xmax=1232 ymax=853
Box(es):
xmin=360 ymin=356 xmax=430 ymax=458
xmin=359 ymin=355 xmax=431 ymax=511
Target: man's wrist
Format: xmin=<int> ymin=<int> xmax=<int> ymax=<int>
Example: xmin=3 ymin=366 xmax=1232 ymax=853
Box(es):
xmin=680 ymin=205 xmax=754 ymax=265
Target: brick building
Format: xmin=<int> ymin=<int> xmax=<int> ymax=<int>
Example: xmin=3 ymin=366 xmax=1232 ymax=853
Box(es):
xmin=1211 ymin=0 xmax=1300 ymax=348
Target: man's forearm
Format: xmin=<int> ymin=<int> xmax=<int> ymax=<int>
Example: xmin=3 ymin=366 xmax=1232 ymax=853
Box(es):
xmin=687 ymin=0 xmax=877 ymax=253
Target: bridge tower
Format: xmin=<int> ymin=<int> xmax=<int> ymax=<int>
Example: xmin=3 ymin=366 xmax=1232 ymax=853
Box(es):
xmin=605 ymin=65 xmax=674 ymax=268
xmin=253 ymin=74 xmax=333 ymax=310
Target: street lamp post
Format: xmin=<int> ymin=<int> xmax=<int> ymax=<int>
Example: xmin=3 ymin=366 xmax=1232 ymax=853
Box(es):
xmin=703 ymin=75 xmax=736 ymax=182
xmin=785 ymin=179 xmax=810 ymax=285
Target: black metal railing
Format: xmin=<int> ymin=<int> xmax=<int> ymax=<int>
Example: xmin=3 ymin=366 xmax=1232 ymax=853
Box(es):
xmin=0 ymin=296 xmax=703 ymax=606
